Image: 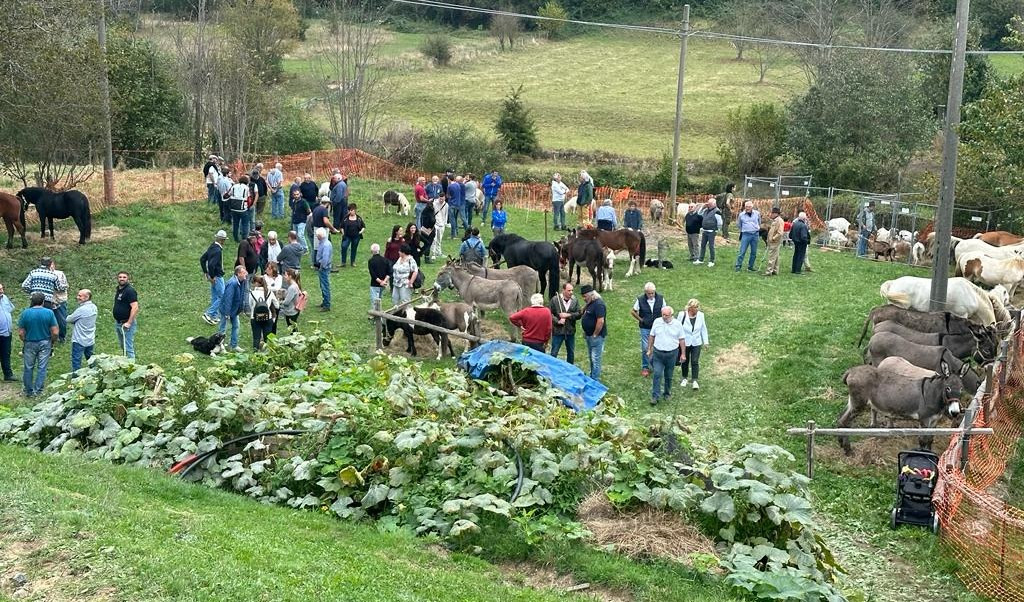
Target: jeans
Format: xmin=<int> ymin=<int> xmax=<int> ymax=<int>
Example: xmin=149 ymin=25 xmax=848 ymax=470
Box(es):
xmin=857 ymin=228 xmax=870 ymax=257
xmin=231 ymin=211 xmax=250 ymax=242
xmin=463 ymin=204 xmax=473 ymax=228
xmin=681 ymin=344 xmax=702 ymax=381
xmin=415 ymin=202 xmax=426 ymax=228
xmin=205 ymin=277 xmax=224 ymax=320
xmin=699 ymin=230 xmax=716 ymax=263
xmin=449 ymin=205 xmax=469 ymax=238
xmin=735 ymin=231 xmax=759 ymax=270
xmin=651 ymin=348 xmax=678 ymax=400
xmin=392 ymin=286 xmax=412 ymax=306
xmin=341 ymin=235 xmax=360 ymax=266
xmin=318 ymin=268 xmax=331 ymax=309
xmin=687 ymin=232 xmax=700 ymax=261
xmin=585 ymin=335 xmax=605 ymax=381
xmin=251 ymin=319 xmax=274 ymax=350
xmin=71 ymin=342 xmax=94 ymax=371
xmin=793 ymin=242 xmax=809 ymax=274
xmin=332 ymin=203 xmax=346 ymax=230
xmin=370 ymin=286 xmax=383 ymax=310
xmin=293 ymin=222 xmax=308 ymax=252
xmin=207 ymin=183 xmax=219 ymax=205
xmin=597 ymin=219 xmax=615 ymax=231
xmin=271 ymin=190 xmax=285 ymax=218
xmin=54 ymin=302 xmax=67 ymax=343
xmin=550 ymin=334 xmax=575 ymax=364
xmin=219 ymin=313 xmax=240 ymax=348
xmin=115 ymin=320 xmax=137 ymax=359
xmin=552 ymin=201 xmax=566 ymax=229
xmin=22 ymin=339 xmax=50 ymax=396
xmin=0 ymin=334 xmax=12 ymax=378
xmin=482 ymin=195 xmax=495 ymax=223
xmin=639 ymin=328 xmax=651 ymax=371
xmin=524 ymin=341 xmax=546 ymax=352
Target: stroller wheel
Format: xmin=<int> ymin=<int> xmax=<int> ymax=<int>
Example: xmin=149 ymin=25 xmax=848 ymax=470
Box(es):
xmin=931 ymin=514 xmax=940 ymax=535
xmin=890 ymin=508 xmax=898 ymax=530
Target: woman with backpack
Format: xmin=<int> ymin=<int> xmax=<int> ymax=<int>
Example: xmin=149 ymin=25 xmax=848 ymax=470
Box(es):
xmin=248 ymin=276 xmax=278 ymax=350
xmin=280 ymin=268 xmax=305 ymax=332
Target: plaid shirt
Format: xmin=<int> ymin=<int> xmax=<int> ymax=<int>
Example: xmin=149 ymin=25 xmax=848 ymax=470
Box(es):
xmin=21 ymin=268 xmax=65 ymax=304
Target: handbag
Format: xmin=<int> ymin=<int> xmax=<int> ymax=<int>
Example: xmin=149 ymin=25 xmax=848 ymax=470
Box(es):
xmin=412 ymin=269 xmax=424 ymax=290
xmin=294 ymin=291 xmax=309 ymax=312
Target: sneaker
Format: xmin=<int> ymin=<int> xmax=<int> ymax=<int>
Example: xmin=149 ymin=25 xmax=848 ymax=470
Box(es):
xmin=641 ymin=369 xmax=650 ymax=377
xmin=681 ymin=378 xmax=688 ymax=388
xmin=320 ymin=306 xmax=331 ymax=312
xmin=692 ymin=260 xmax=703 ymax=265
xmin=734 ymin=266 xmax=741 ymax=272
xmin=201 ymin=314 xmax=216 ymax=325
xmin=708 ymin=262 xmax=715 ymax=268
xmin=692 ymin=381 xmax=700 ymax=390
xmin=747 ymin=268 xmax=756 ymax=272
xmin=232 ymin=346 xmax=244 ymax=353
xmin=650 ymin=397 xmax=659 ymax=405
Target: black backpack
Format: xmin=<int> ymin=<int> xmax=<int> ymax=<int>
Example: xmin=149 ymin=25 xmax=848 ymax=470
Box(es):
xmin=251 ymin=292 xmax=272 ymax=322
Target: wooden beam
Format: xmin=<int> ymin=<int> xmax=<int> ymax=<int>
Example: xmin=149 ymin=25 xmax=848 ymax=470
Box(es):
xmin=786 ymin=427 xmax=993 ymax=437
xmin=368 ymin=309 xmax=488 ymax=344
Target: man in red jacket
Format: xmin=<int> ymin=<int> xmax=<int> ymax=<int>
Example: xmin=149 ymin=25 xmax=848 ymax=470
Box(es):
xmin=510 ymin=293 xmax=553 ymax=352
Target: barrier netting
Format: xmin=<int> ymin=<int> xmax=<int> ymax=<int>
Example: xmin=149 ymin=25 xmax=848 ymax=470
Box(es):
xmin=936 ymin=323 xmax=1024 ymax=602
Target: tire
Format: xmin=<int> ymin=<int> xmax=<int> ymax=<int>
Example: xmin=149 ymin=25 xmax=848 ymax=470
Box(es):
xmin=890 ymin=508 xmax=898 ymax=530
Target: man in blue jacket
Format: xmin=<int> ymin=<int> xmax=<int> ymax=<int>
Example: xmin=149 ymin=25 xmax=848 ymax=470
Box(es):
xmin=447 ymin=175 xmax=466 ymax=239
xmin=481 ymin=170 xmax=502 ymax=225
xmin=200 ymin=230 xmax=227 ymax=325
xmin=219 ymin=266 xmax=248 ymax=351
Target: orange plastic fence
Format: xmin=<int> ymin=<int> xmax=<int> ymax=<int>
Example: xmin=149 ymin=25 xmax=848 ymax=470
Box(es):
xmin=936 ymin=324 xmax=1024 ymax=602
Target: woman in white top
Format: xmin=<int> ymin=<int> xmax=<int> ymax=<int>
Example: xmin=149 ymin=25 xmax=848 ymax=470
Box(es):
xmin=678 ymin=298 xmax=709 ymax=390
xmin=391 ymin=244 xmax=419 ymax=306
xmin=248 ymin=276 xmax=279 ymax=350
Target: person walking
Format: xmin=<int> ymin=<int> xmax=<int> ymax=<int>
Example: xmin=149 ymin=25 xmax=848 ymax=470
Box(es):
xmin=856 ymin=200 xmax=876 ymax=257
xmin=694 ymin=199 xmax=721 ymax=267
xmin=368 ymin=243 xmax=391 ymax=310
xmin=630 ymin=282 xmax=664 ymax=377
xmin=200 ymin=230 xmax=227 ymax=325
xmin=716 ymin=183 xmax=736 ymax=241
xmin=595 ymin=198 xmax=618 ymax=231
xmin=491 ymin=200 xmax=508 ymax=237
xmin=0 ymin=283 xmax=16 ymax=381
xmin=218 ymin=266 xmax=247 ymax=352
xmin=113 ymin=271 xmax=139 ymax=359
xmin=314 ymin=228 xmax=333 ymax=312
xmin=228 ymin=175 xmax=251 ymax=242
xmin=248 ymin=276 xmax=278 ymax=350
xmin=481 ymin=169 xmax=502 ymax=224
xmin=340 ymin=204 xmax=366 ymax=267
xmin=510 ymin=294 xmax=553 ymax=352
xmin=647 ymin=305 xmax=685 ymax=405
xmin=577 ymin=171 xmax=594 ymax=224
xmin=580 ymin=284 xmax=607 ymax=381
xmin=414 ymin=176 xmax=429 ymax=228
xmin=447 ymin=175 xmax=466 ymax=239
xmin=280 ymin=268 xmax=304 ymax=331
xmin=679 ymin=299 xmax=709 ymax=390
xmin=684 ymin=203 xmax=702 ymax=262
xmin=551 ymin=173 xmax=569 ymax=231
xmin=66 ymin=289 xmax=97 ymax=371
xmin=763 ymin=207 xmax=784 ymax=276
xmin=549 ymin=282 xmax=581 ymax=364
xmin=50 ymin=259 xmax=69 ymax=344
xmin=267 ymin=162 xmax=285 ymax=219
xmin=734 ymin=201 xmax=761 ymax=272
xmin=18 ymin=292 xmax=57 ymax=397
xmin=790 ymin=211 xmax=811 ymax=275
xmin=391 ymin=245 xmax=419 ymax=306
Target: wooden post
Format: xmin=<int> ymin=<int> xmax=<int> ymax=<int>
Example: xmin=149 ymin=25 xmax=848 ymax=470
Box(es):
xmin=170 ymin=171 xmax=176 ymax=203
xmin=312 ymin=150 xmax=318 ymax=178
xmin=959 ymin=404 xmax=976 ymax=473
xmin=805 ymin=420 xmax=816 ymax=478
xmin=374 ymin=297 xmax=383 ymax=350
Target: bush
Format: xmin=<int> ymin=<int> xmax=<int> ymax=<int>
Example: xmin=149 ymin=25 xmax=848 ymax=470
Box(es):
xmin=421 ymin=124 xmax=506 ymax=176
xmin=718 ymin=102 xmax=787 ymax=177
xmin=537 ymin=1 xmax=569 ymax=39
xmin=369 ymin=123 xmax=424 ymax=169
xmin=495 ymin=85 xmax=540 ymax=156
xmin=419 ymin=34 xmax=453 ymax=67
xmin=255 ymin=102 xmax=327 ymax=156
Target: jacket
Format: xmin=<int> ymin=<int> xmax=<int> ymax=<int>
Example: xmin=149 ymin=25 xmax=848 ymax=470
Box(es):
xmin=368 ymin=254 xmax=391 ymax=288
xmin=551 ymin=180 xmax=569 ymax=203
xmin=635 ymin=293 xmax=664 ymax=330
xmin=482 ymin=173 xmax=502 ymax=197
xmin=447 ymin=181 xmax=464 ymax=207
xmin=509 ymin=306 xmax=553 ymax=344
xmin=549 ymin=293 xmax=582 ymax=336
xmin=221 ymin=276 xmax=245 ymax=317
xmin=790 ymin=218 xmax=810 ymax=245
xmin=678 ymin=310 xmax=709 ymax=346
xmin=299 ymin=181 xmax=319 ymax=204
xmin=426 ymin=182 xmax=442 ymax=199
xmin=685 ymin=210 xmax=703 ymax=234
xmin=767 ymin=215 xmax=785 ymax=245
xmin=623 ymin=208 xmax=642 ymax=230
xmin=277 ymin=242 xmax=304 ymax=272
xmin=200 ymin=242 xmax=224 ymax=278
xmin=577 ymin=179 xmax=594 ymax=205
xmin=699 ymin=207 xmax=721 ymax=231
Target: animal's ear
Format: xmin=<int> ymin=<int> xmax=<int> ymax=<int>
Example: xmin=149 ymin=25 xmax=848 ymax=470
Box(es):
xmin=959 ymin=363 xmax=971 ymax=377
xmin=940 ymin=361 xmax=950 ymax=377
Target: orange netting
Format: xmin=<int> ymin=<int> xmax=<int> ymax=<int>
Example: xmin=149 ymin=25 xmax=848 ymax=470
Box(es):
xmin=936 ymin=324 xmax=1024 ymax=602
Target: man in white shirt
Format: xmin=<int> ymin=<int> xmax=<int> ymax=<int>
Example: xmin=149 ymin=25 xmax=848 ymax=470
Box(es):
xmin=551 ymin=173 xmax=569 ymax=231
xmin=646 ymin=306 xmax=685 ymax=405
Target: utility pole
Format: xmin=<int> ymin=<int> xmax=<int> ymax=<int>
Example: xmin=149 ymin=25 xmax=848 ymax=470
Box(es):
xmin=930 ymin=0 xmax=971 ymax=311
xmin=97 ymin=0 xmax=115 ymax=206
xmin=668 ymin=4 xmax=690 ymax=219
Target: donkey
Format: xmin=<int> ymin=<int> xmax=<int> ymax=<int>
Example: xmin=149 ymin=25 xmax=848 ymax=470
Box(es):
xmin=464 ymin=261 xmax=539 ymax=307
xmin=434 ymin=262 xmax=523 ymax=341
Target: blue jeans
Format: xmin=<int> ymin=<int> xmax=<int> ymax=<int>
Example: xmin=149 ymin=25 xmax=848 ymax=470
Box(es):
xmin=449 ymin=206 xmax=463 ymax=238
xmin=415 ymin=202 xmax=426 ymax=228
xmin=293 ymin=222 xmax=308 ymax=252
xmin=54 ymin=302 xmax=67 ymax=343
xmin=370 ymin=286 xmax=383 ymax=310
xmin=482 ymin=195 xmax=496 ymax=223
xmin=463 ymin=204 xmax=473 ymax=228
xmin=639 ymin=328 xmax=651 ymax=370
xmin=318 ymin=267 xmax=331 ymax=309
xmin=205 ymin=277 xmax=224 ymax=320
xmin=218 ymin=313 xmax=240 ymax=348
xmin=207 ymin=183 xmax=219 ymax=205
xmin=22 ymin=339 xmax=50 ymax=395
xmin=71 ymin=342 xmax=93 ymax=372
xmin=341 ymin=236 xmax=360 ymax=266
xmin=271 ymin=190 xmax=285 ymax=218
xmin=552 ymin=201 xmax=566 ymax=229
xmin=585 ymin=335 xmax=605 ymax=381
xmin=550 ymin=333 xmax=575 ymax=364
xmin=735 ymin=231 xmax=758 ymax=270
xmin=651 ymin=348 xmax=678 ymax=400
xmin=115 ymin=320 xmax=137 ymax=359
xmin=857 ymin=228 xmax=870 ymax=257
xmin=231 ymin=211 xmax=250 ymax=242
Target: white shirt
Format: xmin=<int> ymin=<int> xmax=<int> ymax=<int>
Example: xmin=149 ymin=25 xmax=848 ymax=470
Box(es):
xmin=650 ymin=318 xmax=685 ymax=351
xmin=678 ymin=310 xmax=709 ymax=346
xmin=265 ymin=241 xmax=281 ymax=264
xmin=551 ymin=180 xmax=569 ymax=203
xmin=632 ymin=296 xmax=657 ymax=313
xmin=206 ymin=165 xmax=219 ymax=185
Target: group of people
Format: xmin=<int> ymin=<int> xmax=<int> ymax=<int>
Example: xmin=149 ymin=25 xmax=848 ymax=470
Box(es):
xmin=410 ymin=170 xmax=509 ymax=249
xmin=2 ymin=259 xmax=138 ymax=397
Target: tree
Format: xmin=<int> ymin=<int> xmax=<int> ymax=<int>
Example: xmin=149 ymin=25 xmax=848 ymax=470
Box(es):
xmin=495 ymin=85 xmax=539 ymax=156
xmin=973 ymin=0 xmax=1024 ymax=50
xmin=855 ymin=0 xmax=919 ymax=48
xmin=537 ymin=1 xmax=568 ymax=40
xmin=956 ymin=75 xmax=1024 ymax=212
xmin=918 ymin=23 xmax=993 ymax=115
xmin=421 ymin=124 xmax=505 ymax=177
xmin=775 ymin=0 xmax=848 ymax=82
xmin=219 ymin=0 xmax=301 ymax=84
xmin=718 ymin=102 xmax=788 ymax=176
xmin=171 ymin=0 xmax=214 ymax=162
xmin=787 ymin=52 xmax=935 ymax=189
xmin=490 ymin=13 xmax=522 ymax=51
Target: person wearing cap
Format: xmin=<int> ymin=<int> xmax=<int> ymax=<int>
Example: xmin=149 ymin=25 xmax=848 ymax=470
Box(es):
xmin=734 ymin=200 xmax=761 ymax=272
xmin=65 ymin=289 xmax=97 ymax=372
xmin=509 ymin=293 xmax=553 ymax=352
xmin=18 ymin=292 xmax=57 ymax=397
xmin=200 ymin=230 xmax=227 ymax=325
xmin=237 ymin=231 xmax=260 ymax=276
xmin=595 ymin=198 xmax=617 ymax=231
xmin=764 ymin=206 xmax=785 ymax=276
xmin=311 ymin=198 xmax=338 ymax=264
xmin=579 ymin=284 xmax=607 ymax=381
xmin=267 ymin=162 xmax=285 ymax=219
xmin=857 ymin=200 xmax=876 ymax=257
xmin=630 ymin=282 xmax=664 ymax=377
xmin=647 ymin=305 xmax=686 ymax=404
xmin=21 ymin=257 xmax=65 ymax=311
xmin=203 ymin=154 xmax=221 ymax=206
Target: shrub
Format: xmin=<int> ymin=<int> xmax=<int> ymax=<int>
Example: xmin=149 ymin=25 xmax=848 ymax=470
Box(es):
xmin=421 ymin=123 xmax=506 ymax=176
xmin=419 ymin=34 xmax=453 ymax=67
xmin=495 ymin=85 xmax=539 ymax=157
xmin=369 ymin=123 xmax=424 ymax=169
xmin=718 ymin=102 xmax=788 ymax=177
xmin=537 ymin=1 xmax=569 ymax=39
xmin=255 ymin=102 xmax=327 ymax=156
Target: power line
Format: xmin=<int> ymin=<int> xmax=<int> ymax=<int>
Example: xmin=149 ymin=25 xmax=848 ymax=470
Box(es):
xmin=390 ymin=0 xmax=1024 ymax=55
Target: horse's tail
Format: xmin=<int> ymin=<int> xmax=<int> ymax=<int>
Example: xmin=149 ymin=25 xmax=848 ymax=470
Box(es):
xmin=81 ymin=197 xmax=92 ymax=239
xmin=638 ymin=232 xmax=647 ymax=264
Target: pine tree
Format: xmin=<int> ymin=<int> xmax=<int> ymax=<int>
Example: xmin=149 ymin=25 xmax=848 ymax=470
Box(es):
xmin=495 ymin=85 xmax=539 ymax=156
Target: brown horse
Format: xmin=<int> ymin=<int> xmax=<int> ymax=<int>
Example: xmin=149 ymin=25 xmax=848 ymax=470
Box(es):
xmin=0 ymin=192 xmax=27 ymax=249
xmin=974 ymin=231 xmax=1024 ymax=247
xmin=572 ymin=227 xmax=646 ymax=277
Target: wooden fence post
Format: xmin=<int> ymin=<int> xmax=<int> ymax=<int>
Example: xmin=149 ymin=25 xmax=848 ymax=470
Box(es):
xmin=170 ymin=171 xmax=176 ymax=203
xmin=374 ymin=297 xmax=383 ymax=351
xmin=806 ymin=420 xmax=816 ymax=478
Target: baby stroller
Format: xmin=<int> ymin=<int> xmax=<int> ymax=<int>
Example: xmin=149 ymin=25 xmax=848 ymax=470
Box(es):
xmin=890 ymin=450 xmax=940 ymax=534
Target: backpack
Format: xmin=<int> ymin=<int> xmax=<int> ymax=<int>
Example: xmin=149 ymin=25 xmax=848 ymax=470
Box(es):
xmin=412 ymin=269 xmax=424 ymax=290
xmin=461 ymin=238 xmax=485 ymax=266
xmin=294 ymin=290 xmax=309 ymax=312
xmin=251 ymin=292 xmax=272 ymax=322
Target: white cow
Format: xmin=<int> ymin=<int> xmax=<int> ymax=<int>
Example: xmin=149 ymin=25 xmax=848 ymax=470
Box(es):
xmin=880 ymin=276 xmax=1009 ymax=326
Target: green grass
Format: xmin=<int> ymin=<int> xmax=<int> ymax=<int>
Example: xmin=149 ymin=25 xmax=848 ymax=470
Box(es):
xmin=989 ymin=54 xmax=1024 ymax=79
xmin=0 ymin=186 xmax=987 ymax=601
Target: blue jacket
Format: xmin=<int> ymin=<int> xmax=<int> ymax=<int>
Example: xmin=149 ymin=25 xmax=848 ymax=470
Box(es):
xmin=426 ymin=182 xmax=442 ymax=199
xmin=491 ymin=209 xmax=507 ymax=229
xmin=220 ymin=276 xmax=244 ymax=317
xmin=447 ymin=182 xmax=464 ymax=208
xmin=482 ymin=173 xmax=502 ymax=197
xmin=330 ymin=180 xmax=348 ymax=206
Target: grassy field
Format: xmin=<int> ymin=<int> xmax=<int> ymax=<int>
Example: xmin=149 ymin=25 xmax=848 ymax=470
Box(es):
xmin=0 ymin=182 xmax=987 ymax=601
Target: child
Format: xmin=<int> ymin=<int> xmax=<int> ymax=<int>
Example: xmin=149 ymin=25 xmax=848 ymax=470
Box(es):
xmin=491 ymin=200 xmax=508 ymax=236
xmin=623 ymin=200 xmax=643 ymax=231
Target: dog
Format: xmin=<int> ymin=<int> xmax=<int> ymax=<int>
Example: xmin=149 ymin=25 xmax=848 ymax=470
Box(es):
xmin=644 ymin=259 xmax=674 ymax=269
xmin=382 ymin=190 xmax=410 ymax=216
xmin=186 ymin=332 xmax=226 ymax=356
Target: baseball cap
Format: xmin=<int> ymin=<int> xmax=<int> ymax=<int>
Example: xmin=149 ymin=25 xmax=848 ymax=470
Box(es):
xmin=215 ymin=230 xmax=227 ymax=239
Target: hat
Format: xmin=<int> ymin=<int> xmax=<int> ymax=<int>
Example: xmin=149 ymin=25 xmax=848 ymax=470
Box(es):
xmin=208 ymin=154 xmax=217 ymax=160
xmin=215 ymin=229 xmax=227 ymax=239
xmin=320 ymin=197 xmax=331 ymax=205
xmin=580 ymin=284 xmax=595 ymax=296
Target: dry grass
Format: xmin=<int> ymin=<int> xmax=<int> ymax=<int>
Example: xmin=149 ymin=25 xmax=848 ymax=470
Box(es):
xmin=0 ymin=533 xmax=116 ymax=602
xmin=711 ymin=342 xmax=759 ymax=377
xmin=499 ymin=561 xmax=634 ymax=602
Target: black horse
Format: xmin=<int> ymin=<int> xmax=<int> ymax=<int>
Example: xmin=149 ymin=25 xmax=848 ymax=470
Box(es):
xmin=17 ymin=187 xmax=92 ymax=244
xmin=487 ymin=233 xmax=560 ymax=296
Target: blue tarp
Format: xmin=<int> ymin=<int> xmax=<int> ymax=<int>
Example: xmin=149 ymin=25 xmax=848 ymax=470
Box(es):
xmin=457 ymin=340 xmax=607 ymax=411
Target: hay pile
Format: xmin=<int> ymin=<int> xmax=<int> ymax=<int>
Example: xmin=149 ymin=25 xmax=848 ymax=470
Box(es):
xmin=578 ymin=492 xmax=717 ymax=566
